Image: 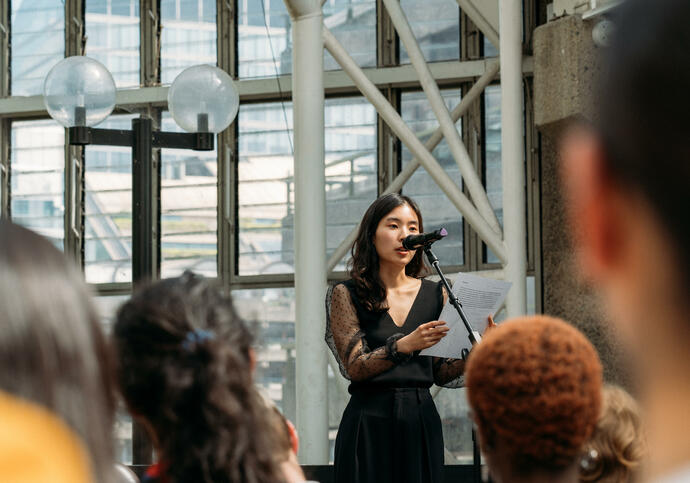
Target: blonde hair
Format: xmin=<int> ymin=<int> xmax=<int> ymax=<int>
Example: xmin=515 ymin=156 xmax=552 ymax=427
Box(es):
xmin=580 ymin=384 xmax=646 ymax=482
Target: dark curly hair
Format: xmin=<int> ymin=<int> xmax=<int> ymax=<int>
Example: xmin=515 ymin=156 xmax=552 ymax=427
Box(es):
xmin=465 ymin=315 xmax=603 ymax=476
xmin=348 ymin=193 xmax=428 ymax=311
xmin=113 ymin=272 xmax=285 ymax=483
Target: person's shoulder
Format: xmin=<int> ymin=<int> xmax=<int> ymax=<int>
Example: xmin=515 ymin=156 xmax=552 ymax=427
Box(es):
xmin=332 ymin=279 xmax=355 ymax=290
xmin=419 ymin=277 xmax=442 ymax=292
xmin=420 ymin=278 xmax=447 ymax=303
xmin=332 ymin=280 xmax=355 ymax=298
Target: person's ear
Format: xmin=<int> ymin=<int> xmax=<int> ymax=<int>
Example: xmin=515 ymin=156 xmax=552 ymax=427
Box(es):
xmin=560 ymin=126 xmax=627 ymax=283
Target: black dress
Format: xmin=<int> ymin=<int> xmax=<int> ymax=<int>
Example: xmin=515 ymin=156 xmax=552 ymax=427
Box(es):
xmin=326 ymin=279 xmax=465 ymax=483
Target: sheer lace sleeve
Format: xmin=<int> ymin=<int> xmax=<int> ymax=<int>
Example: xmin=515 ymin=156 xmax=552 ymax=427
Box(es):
xmin=325 ymin=283 xmax=397 ymax=382
xmin=432 ymin=283 xmax=465 ymax=388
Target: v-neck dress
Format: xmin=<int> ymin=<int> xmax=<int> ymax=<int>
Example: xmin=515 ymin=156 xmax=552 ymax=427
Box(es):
xmin=328 ymin=278 xmax=445 ymax=483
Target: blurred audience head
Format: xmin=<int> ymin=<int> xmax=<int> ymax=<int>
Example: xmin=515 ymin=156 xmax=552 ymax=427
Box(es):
xmin=560 ymin=0 xmax=690 ymax=351
xmin=580 ymin=384 xmax=646 ymax=483
xmin=466 ymin=315 xmax=602 ymax=483
xmin=113 ymin=271 xmax=286 ymax=483
xmin=560 ymin=0 xmax=690 ymax=477
xmin=0 ymin=220 xmax=114 ymax=482
xmin=0 ymin=389 xmax=94 ymax=483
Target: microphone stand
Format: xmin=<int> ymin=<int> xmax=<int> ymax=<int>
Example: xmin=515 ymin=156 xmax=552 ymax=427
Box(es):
xmin=423 ymin=246 xmax=481 ymax=345
xmin=423 ymin=245 xmax=483 ymax=483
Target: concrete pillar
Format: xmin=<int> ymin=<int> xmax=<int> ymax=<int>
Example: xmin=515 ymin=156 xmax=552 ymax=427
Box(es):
xmin=533 ymin=15 xmax=632 ymax=387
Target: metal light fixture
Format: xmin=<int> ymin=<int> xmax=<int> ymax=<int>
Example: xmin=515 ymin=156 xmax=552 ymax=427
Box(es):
xmin=42 ymin=56 xmax=239 ymax=283
xmin=168 ymin=64 xmax=239 ymax=134
xmin=43 ymin=56 xmax=117 ymax=128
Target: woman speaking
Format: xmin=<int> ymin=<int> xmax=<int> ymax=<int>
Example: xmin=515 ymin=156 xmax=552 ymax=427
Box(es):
xmin=326 ymin=193 xmax=467 ymax=483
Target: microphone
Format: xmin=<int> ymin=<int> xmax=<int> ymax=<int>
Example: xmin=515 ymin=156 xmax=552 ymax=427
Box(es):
xmin=402 ymin=228 xmax=447 ymax=250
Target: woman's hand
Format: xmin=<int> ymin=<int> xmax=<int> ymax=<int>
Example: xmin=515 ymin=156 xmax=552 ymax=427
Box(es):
xmin=485 ymin=314 xmax=497 ymax=333
xmin=397 ymin=321 xmax=449 ymax=354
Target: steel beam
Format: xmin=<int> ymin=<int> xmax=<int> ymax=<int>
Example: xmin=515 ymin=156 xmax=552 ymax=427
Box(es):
xmin=326 ymin=61 xmax=500 ymax=272
xmin=0 ymin=58 xmax=539 ymax=117
xmin=383 ymin=0 xmax=501 ymax=237
xmin=324 ymin=27 xmax=506 ymax=263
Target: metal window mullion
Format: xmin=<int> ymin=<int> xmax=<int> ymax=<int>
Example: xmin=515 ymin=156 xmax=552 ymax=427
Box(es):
xmin=153 ymin=108 xmax=162 ymax=280
xmin=218 ymin=125 xmax=238 ymax=285
xmin=0 ymin=0 xmax=9 ymax=98
xmin=376 ymin=0 xmax=397 ymax=67
xmin=141 ymin=0 xmax=160 ymax=87
xmin=64 ymin=143 xmax=85 ymax=265
xmin=217 ymin=0 xmax=238 ymax=287
xmin=524 ymin=77 xmax=542 ymax=313
xmin=65 ymin=0 xmax=85 ymax=57
xmin=460 ymin=2 xmax=480 ymax=61
xmin=463 ymin=80 xmax=480 ymax=272
xmin=0 ymin=120 xmax=9 ymax=218
xmin=64 ymin=0 xmax=85 ymax=263
xmin=0 ymin=0 xmax=8 ymax=218
xmin=377 ymin=86 xmax=399 ymax=196
xmin=218 ymin=0 xmax=237 ymax=78
xmin=462 ymin=9 xmax=483 ymax=273
xmin=476 ymin=82 xmax=502 ymax=271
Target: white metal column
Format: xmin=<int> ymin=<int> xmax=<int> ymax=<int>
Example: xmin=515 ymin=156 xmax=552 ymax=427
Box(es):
xmin=499 ymin=0 xmax=526 ymax=316
xmin=284 ymin=0 xmax=329 ymax=464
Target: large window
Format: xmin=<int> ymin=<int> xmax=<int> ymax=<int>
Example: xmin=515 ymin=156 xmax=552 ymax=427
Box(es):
xmin=160 ymin=113 xmax=218 ymax=278
xmin=238 ymin=100 xmax=294 ymax=274
xmin=85 ymin=0 xmax=140 ymax=87
xmin=84 ymin=115 xmax=136 ymax=284
xmin=483 ymin=85 xmax=502 ymax=264
xmin=10 ymin=119 xmax=65 ymax=248
xmin=161 ymin=0 xmax=217 ymax=83
xmin=323 ymin=0 xmax=376 ymax=71
xmin=10 ymin=0 xmax=64 ymax=96
xmin=238 ymin=0 xmax=291 ymax=78
xmin=238 ymin=97 xmax=376 ymax=275
xmin=233 ymin=287 xmax=296 ymax=421
xmin=94 ymin=295 xmax=133 ymax=465
xmin=401 ymin=89 xmax=464 ymax=267
xmin=400 ymin=0 xmax=460 ymax=63
xmin=239 ymin=0 xmax=376 ymax=78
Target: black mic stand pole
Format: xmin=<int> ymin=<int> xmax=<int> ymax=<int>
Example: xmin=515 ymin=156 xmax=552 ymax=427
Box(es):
xmin=423 ymin=245 xmax=483 ymax=483
xmin=423 ymin=246 xmax=481 ymax=345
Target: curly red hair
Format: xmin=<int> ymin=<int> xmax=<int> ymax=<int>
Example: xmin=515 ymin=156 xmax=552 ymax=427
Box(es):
xmin=466 ymin=315 xmax=603 ymax=474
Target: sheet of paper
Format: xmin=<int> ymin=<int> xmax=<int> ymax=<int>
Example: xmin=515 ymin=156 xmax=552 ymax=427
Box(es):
xmin=420 ymin=272 xmax=512 ymax=359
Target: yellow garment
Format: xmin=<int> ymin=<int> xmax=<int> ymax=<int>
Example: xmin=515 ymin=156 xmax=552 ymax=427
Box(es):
xmin=0 ymin=391 xmax=93 ymax=482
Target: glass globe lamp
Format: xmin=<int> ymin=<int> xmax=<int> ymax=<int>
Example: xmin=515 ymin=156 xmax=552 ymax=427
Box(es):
xmin=168 ymin=65 xmax=239 ymax=133
xmin=43 ymin=56 xmax=116 ymax=128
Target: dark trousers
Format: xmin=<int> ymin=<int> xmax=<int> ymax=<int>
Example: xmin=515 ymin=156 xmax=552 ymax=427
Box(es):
xmin=334 ymin=387 xmax=444 ymax=483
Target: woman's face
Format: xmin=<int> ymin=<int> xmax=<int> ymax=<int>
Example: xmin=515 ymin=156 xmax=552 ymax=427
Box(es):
xmin=373 ymin=204 xmax=419 ymax=268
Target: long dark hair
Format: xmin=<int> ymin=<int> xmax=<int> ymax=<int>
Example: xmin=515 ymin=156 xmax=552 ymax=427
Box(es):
xmin=0 ymin=220 xmax=115 ymax=483
xmin=113 ymin=272 xmax=285 ymax=483
xmin=348 ymin=193 xmax=428 ymax=311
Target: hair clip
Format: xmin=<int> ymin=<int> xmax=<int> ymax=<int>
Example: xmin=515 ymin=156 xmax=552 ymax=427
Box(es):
xmin=182 ymin=329 xmax=215 ymax=352
xmin=580 ymin=448 xmax=599 ymax=471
